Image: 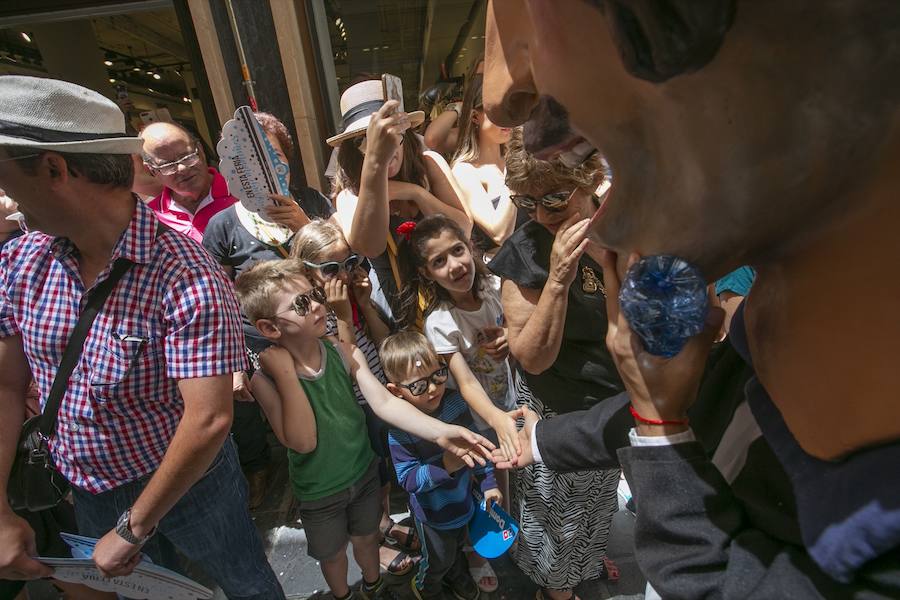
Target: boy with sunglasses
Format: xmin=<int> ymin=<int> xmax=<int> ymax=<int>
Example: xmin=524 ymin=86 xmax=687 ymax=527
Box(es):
xmin=381 ymin=331 xmax=501 ymax=600
xmin=234 ymin=261 xmax=494 ymax=600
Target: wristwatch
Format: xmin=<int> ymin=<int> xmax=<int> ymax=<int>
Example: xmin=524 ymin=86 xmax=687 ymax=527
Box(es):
xmin=115 ymin=508 xmax=156 ymax=546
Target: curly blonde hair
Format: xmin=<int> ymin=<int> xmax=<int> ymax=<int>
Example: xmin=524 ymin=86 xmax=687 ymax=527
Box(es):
xmin=504 ymin=128 xmax=605 ymax=196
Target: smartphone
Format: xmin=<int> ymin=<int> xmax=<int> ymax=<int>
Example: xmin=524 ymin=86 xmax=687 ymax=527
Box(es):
xmin=382 ymin=74 xmax=404 ymax=113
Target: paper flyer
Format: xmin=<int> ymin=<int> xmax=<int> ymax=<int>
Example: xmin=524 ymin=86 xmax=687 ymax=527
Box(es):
xmin=217 ymin=105 xmax=290 ymax=215
xmin=468 ymin=488 xmax=519 ymax=559
xmin=35 ymin=533 xmax=213 ymax=599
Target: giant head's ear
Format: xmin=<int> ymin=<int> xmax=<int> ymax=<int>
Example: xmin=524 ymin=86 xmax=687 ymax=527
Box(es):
xmin=254 ymin=318 xmax=281 ymax=340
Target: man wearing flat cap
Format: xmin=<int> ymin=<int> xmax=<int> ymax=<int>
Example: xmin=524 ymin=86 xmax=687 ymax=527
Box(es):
xmin=0 ymin=76 xmax=285 ymax=599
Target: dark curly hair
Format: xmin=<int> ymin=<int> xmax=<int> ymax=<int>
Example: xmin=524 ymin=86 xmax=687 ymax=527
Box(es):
xmin=395 ymin=213 xmax=489 ymax=329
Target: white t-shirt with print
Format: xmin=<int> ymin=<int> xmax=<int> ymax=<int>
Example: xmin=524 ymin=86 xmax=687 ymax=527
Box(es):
xmin=424 ymin=275 xmax=516 ymax=431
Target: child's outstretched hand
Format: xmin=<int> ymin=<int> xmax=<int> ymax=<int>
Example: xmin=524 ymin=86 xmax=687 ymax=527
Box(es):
xmin=492 ymin=406 xmax=540 ymax=470
xmin=435 ymin=424 xmax=495 ymax=468
xmin=324 ymin=278 xmax=353 ymax=323
xmin=484 ymin=487 xmax=503 ymax=507
xmin=489 ymin=407 xmax=524 ymax=463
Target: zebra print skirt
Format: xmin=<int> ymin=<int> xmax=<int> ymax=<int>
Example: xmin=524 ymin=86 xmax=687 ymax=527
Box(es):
xmin=512 ymin=374 xmax=621 ymax=589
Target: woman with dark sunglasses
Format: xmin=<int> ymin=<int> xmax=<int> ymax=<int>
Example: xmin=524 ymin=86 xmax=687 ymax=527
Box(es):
xmin=487 ymin=130 xmax=622 ymax=600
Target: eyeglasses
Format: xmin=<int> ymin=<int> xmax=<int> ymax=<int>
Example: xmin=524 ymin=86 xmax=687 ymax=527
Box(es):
xmin=303 ymin=254 xmax=361 ymax=279
xmin=395 ymin=364 xmax=449 ymax=396
xmin=510 ymin=191 xmax=573 ymax=213
xmin=269 ymin=287 xmax=327 ymax=318
xmin=147 ymin=150 xmax=200 ymax=176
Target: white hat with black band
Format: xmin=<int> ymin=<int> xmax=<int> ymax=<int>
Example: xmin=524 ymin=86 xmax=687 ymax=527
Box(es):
xmin=0 ymin=75 xmax=143 ymax=155
xmin=326 ymin=78 xmax=425 ymax=147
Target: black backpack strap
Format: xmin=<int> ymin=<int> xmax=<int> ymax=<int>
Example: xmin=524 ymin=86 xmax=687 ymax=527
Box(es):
xmin=37 ymin=256 xmax=135 ymax=438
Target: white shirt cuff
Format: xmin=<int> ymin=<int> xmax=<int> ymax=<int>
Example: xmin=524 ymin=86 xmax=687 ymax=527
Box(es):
xmin=628 ymin=427 xmax=696 ymax=447
xmin=530 ymin=420 xmax=543 ymax=464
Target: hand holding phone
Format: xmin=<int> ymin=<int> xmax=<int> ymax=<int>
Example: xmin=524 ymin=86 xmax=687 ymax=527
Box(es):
xmin=382 ymin=74 xmax=404 ymax=113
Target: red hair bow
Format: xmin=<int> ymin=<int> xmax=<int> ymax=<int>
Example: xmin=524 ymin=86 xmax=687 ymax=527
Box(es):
xmin=395 ymin=220 xmax=417 ymax=241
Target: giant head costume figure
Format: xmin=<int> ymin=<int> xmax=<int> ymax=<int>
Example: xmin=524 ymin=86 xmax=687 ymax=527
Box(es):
xmin=483 ymin=1 xmax=900 ymax=459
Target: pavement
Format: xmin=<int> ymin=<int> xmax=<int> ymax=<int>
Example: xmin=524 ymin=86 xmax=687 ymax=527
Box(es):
xmin=24 ymin=441 xmax=646 ymax=600
xmin=227 ymin=443 xmax=647 ymax=600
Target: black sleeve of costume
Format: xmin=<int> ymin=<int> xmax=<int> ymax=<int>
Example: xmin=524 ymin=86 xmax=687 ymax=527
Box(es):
xmin=535 ymin=391 xmax=632 ymax=472
xmin=617 ymin=442 xmax=889 ymax=600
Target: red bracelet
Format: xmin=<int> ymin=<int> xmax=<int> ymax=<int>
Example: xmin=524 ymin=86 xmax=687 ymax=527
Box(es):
xmin=629 ymin=405 xmax=689 ymax=426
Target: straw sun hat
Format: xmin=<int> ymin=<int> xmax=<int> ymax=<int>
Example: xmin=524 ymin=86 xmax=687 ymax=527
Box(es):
xmin=326 ymin=78 xmax=425 ymax=147
xmin=0 ymin=75 xmax=143 ymax=154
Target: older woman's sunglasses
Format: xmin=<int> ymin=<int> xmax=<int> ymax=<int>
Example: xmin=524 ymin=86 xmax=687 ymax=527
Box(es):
xmin=510 ymin=191 xmax=573 ymax=213
xmin=269 ymin=287 xmax=327 ymax=318
xmin=396 ymin=364 xmax=449 ymax=396
xmin=303 ymin=254 xmax=361 ymax=279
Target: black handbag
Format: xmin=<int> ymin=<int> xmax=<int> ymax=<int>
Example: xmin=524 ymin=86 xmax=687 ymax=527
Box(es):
xmin=7 ymin=257 xmax=134 ymax=512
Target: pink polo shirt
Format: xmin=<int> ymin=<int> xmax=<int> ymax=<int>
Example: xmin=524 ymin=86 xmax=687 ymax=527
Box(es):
xmin=147 ymin=168 xmax=237 ymax=244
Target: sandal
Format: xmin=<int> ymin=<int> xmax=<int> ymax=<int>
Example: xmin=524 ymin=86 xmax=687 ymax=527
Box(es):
xmin=379 ymin=543 xmax=415 ymax=576
xmin=601 ymin=556 xmax=620 ymax=582
xmin=381 ymin=518 xmax=421 ymax=552
xmin=468 ymin=561 xmax=498 ymax=593
xmin=535 ymin=590 xmax=581 ymax=600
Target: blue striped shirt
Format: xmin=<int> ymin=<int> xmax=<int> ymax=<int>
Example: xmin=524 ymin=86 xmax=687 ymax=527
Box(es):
xmin=388 ymin=390 xmax=497 ymax=530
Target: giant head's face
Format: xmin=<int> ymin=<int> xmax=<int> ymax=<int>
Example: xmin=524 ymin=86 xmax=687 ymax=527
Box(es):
xmin=484 ymin=1 xmax=900 ymax=279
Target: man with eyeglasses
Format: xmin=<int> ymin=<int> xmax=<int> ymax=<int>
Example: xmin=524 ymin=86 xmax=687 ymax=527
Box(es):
xmin=141 ymin=122 xmax=236 ymax=243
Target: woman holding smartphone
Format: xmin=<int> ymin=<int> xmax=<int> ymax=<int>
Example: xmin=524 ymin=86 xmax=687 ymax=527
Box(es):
xmin=329 ymin=76 xmax=472 ymax=322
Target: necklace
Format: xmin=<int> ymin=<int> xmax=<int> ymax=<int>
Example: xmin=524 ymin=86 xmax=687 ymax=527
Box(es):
xmin=581 ymin=266 xmax=606 ymax=297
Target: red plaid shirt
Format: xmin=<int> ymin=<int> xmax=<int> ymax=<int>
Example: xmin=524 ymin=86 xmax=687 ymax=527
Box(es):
xmin=0 ymin=201 xmax=247 ymax=493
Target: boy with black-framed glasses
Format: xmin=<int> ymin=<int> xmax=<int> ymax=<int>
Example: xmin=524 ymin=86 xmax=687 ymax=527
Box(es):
xmin=381 ymin=331 xmax=500 ymax=600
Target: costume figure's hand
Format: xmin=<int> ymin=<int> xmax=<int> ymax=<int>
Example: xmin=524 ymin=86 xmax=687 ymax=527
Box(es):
xmin=264 ymin=194 xmax=310 ymax=233
xmin=324 ymin=278 xmax=353 ymax=323
xmin=598 ymin=251 xmax=724 ymax=434
xmin=232 ymin=370 xmax=255 ymax=402
xmin=491 ymin=407 xmax=539 ymax=469
xmin=0 ymin=509 xmax=53 ymax=580
xmin=365 ymin=100 xmax=410 ymax=167
xmin=92 ymin=529 xmax=143 ymax=578
xmin=548 ymin=214 xmax=591 ymax=289
xmin=435 ymin=425 xmax=495 ymax=468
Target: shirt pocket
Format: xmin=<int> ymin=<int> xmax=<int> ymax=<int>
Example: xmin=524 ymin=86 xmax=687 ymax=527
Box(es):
xmin=89 ymin=322 xmax=164 ymax=405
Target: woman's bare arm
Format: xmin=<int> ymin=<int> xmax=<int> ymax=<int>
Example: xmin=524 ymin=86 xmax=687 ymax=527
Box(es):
xmin=452 ymin=161 xmax=516 ymax=245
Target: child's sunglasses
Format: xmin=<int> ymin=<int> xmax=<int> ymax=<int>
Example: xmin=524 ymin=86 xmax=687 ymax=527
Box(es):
xmin=510 ymin=190 xmax=573 ymax=213
xmin=395 ymin=364 xmax=450 ymax=396
xmin=303 ymin=254 xmax=361 ymax=279
xmin=269 ymin=287 xmax=327 ymax=318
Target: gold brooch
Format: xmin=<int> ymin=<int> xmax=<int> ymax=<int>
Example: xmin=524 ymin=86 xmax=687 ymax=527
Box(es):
xmin=582 ymin=266 xmax=606 ymax=297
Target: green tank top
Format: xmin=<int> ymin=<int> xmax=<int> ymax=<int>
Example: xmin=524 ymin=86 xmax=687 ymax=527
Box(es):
xmin=287 ymin=340 xmax=374 ymax=501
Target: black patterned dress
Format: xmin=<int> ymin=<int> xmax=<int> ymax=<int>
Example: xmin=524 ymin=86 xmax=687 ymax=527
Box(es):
xmin=489 ymin=221 xmax=624 ymax=589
